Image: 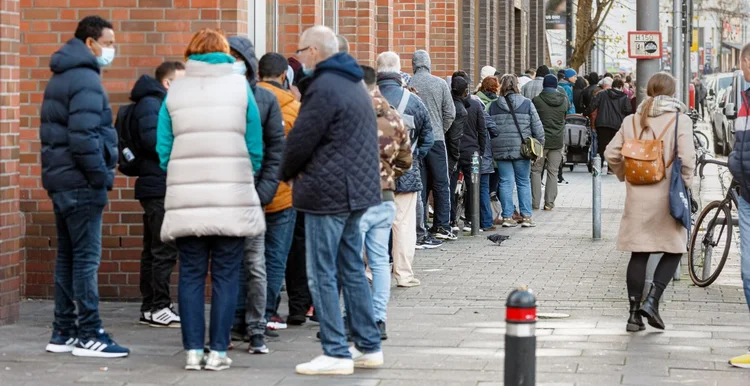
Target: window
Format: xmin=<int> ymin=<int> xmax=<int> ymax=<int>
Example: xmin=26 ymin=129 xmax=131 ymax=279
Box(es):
xmin=322 ymin=0 xmax=338 ymax=33
xmin=248 ymin=0 xmax=267 ymax=56
xmin=266 ymin=0 xmax=278 ymax=52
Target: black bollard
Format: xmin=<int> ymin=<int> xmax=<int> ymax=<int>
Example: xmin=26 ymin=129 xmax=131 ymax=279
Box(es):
xmin=504 ymin=286 xmax=536 ymax=386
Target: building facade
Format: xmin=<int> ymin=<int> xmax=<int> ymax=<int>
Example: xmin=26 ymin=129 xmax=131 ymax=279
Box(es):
xmin=0 ymin=0 xmax=544 ymax=325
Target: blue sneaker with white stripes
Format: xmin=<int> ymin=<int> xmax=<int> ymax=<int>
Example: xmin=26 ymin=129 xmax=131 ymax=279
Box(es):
xmin=45 ymin=330 xmax=78 ymax=353
xmin=72 ymin=329 xmax=130 ymax=358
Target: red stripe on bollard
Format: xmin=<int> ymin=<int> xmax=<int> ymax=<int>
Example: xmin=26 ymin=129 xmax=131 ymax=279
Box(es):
xmin=506 ymin=306 xmax=537 ymax=322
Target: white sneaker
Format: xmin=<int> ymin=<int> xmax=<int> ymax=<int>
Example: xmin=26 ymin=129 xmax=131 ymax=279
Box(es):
xmin=204 ymin=351 xmax=232 ymax=371
xmin=185 ymin=350 xmax=205 ymax=371
xmin=349 ymin=346 xmax=384 ymax=368
xmin=295 ymin=355 xmax=354 ymax=375
xmin=150 ymin=307 xmax=181 ymax=328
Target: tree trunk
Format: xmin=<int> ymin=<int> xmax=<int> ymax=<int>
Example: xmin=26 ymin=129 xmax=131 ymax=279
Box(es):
xmin=569 ymin=0 xmax=615 ymax=71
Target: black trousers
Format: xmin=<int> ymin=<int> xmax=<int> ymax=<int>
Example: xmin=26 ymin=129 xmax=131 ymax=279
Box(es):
xmin=450 ymin=162 xmax=474 ymax=224
xmin=139 ymin=198 xmax=179 ymax=312
xmin=626 ymin=252 xmax=681 ymax=300
xmin=597 ymin=127 xmax=619 ymax=161
xmin=284 ymin=211 xmax=312 ymax=317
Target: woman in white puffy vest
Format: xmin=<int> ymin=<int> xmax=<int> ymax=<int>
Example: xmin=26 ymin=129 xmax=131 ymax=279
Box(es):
xmin=155 ymin=28 xmax=265 ymax=372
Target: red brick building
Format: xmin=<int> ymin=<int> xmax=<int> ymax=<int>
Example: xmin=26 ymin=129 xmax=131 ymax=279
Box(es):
xmin=0 ymin=0 xmax=545 ymax=325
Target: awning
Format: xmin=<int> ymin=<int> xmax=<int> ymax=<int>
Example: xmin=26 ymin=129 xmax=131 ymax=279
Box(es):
xmin=722 ymin=41 xmax=743 ymax=51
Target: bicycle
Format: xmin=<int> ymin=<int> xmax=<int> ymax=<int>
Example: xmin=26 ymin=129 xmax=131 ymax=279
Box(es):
xmin=687 ymin=155 xmax=739 ymax=287
xmin=689 ymin=109 xmax=711 ymax=176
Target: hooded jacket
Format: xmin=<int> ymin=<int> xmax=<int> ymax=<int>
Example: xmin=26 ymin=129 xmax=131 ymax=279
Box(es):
xmin=280 ymin=53 xmax=381 ymax=214
xmin=477 ymin=91 xmax=500 ymax=174
xmin=156 ymin=52 xmax=266 ymax=241
xmin=40 ymin=38 xmax=118 ymax=193
xmin=407 ymin=50 xmax=456 ymax=142
xmin=257 ymin=81 xmax=300 ymax=213
xmin=591 ymin=88 xmax=633 ymax=130
xmin=558 ymin=80 xmax=576 ymax=114
xmin=377 ymin=74 xmax=435 ymax=194
xmin=129 ymin=75 xmax=168 ymax=200
xmin=228 ymin=36 xmax=285 ymax=207
xmin=487 ymin=93 xmax=545 ymax=160
xmin=446 ymin=96 xmax=469 ymax=172
xmin=532 ymin=90 xmax=569 ymax=150
xmin=573 ymin=78 xmax=587 ymax=113
xmin=459 ymin=97 xmax=488 ymax=167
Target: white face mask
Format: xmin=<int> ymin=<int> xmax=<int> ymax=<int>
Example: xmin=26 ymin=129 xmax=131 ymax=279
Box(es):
xmin=94 ymin=41 xmax=115 ymax=67
xmin=232 ymin=61 xmax=247 ymax=76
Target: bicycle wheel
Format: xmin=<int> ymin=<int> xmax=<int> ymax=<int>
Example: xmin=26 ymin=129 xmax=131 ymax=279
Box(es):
xmin=688 ymin=200 xmax=732 ymax=287
xmin=694 ymin=131 xmax=710 ymax=151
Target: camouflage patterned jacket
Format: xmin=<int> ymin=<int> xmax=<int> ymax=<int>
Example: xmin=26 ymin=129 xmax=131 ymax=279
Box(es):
xmin=371 ymin=87 xmax=413 ymax=200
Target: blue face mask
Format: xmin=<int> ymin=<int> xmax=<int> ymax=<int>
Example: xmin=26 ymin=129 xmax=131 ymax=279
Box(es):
xmin=232 ymin=61 xmax=247 ymax=76
xmin=302 ymin=64 xmax=314 ymax=77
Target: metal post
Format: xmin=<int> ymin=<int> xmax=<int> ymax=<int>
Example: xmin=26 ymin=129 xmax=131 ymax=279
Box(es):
xmin=592 ymin=155 xmax=602 ymax=240
xmin=671 ymin=0 xmax=683 ymax=102
xmin=635 ymin=0 xmax=661 ymax=105
xmin=566 ymin=0 xmax=574 ymax=66
xmin=505 ymin=287 xmax=536 ymax=386
xmin=683 ymin=0 xmax=693 ymax=105
xmin=471 ymin=151 xmax=480 ymax=236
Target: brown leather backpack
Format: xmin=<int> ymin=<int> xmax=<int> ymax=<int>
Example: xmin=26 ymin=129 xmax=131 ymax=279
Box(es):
xmin=623 ymin=114 xmax=677 ymax=185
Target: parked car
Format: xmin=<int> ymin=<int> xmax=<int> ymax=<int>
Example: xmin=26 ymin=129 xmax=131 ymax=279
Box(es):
xmin=724 ymin=70 xmax=750 ymax=153
xmin=707 ymin=73 xmax=735 ymax=155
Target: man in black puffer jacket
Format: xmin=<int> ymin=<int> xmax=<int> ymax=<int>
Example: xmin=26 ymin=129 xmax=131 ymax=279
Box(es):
xmin=131 ymin=61 xmax=185 ymax=328
xmin=228 ymin=35 xmax=285 ymax=352
xmin=591 ymin=78 xmax=633 ymax=161
xmin=40 ymin=15 xmax=129 ymax=358
xmin=283 ymin=26 xmax=382 ymax=375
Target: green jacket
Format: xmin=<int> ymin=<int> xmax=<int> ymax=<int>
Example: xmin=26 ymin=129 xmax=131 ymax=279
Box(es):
xmin=532 ymin=90 xmax=569 ymax=150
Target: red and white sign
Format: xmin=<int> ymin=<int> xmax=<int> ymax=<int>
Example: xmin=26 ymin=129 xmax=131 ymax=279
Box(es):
xmin=628 ymin=31 xmax=663 ymax=59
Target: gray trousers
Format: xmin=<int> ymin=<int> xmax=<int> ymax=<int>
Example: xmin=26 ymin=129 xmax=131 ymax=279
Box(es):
xmin=416 ymin=190 xmax=427 ymax=240
xmin=531 ymin=148 xmax=563 ymax=210
xmin=235 ymin=234 xmax=267 ymax=336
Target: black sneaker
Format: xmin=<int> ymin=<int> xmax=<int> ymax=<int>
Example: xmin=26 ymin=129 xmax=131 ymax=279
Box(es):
xmin=264 ymin=327 xmax=279 ymax=338
xmin=231 ymin=325 xmax=249 ymax=342
xmin=248 ymin=334 xmax=269 ymax=354
xmin=287 ymin=314 xmax=306 ymax=326
xmin=433 ymin=227 xmax=457 ymax=241
xmin=419 ymin=235 xmax=443 ymax=249
xmin=377 ymin=321 xmax=388 ymax=340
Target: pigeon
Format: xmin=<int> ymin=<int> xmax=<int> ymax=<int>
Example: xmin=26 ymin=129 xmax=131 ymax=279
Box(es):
xmin=487 ymin=234 xmax=510 ymax=245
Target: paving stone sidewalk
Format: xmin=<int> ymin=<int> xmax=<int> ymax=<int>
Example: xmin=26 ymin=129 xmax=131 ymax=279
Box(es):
xmin=1 ymin=153 xmax=749 ymax=385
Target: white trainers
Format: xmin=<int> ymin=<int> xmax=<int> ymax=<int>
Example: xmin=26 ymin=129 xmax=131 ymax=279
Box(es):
xmin=349 ymin=346 xmax=384 ymax=368
xmin=295 ymin=355 xmax=354 ymax=375
xmin=150 ymin=307 xmax=181 ymax=328
xmin=185 ymin=350 xmax=205 ymax=371
xmin=204 ymin=351 xmax=232 ymax=371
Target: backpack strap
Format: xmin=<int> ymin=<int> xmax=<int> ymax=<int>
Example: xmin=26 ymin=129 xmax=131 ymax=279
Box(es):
xmin=397 ymin=89 xmax=410 ymax=115
xmin=666 ymin=113 xmax=679 ymax=168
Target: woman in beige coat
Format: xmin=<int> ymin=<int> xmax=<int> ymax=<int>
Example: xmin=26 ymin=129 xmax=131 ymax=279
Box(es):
xmin=604 ymin=72 xmax=695 ymax=332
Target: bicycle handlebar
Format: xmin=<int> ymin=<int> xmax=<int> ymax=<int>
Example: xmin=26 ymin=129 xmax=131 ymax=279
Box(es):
xmin=698 ymin=154 xmax=728 ymax=179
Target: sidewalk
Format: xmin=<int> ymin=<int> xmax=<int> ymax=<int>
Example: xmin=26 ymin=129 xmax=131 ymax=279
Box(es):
xmin=1 ymin=159 xmax=749 ymax=385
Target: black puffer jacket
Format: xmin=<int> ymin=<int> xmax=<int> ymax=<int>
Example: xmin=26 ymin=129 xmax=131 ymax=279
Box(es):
xmin=229 ymin=36 xmax=285 ymax=206
xmin=591 ymin=89 xmax=633 ymax=130
xmin=281 ymin=53 xmax=381 ymax=214
xmin=446 ymin=96 xmax=469 ymax=172
xmin=131 ymin=75 xmax=167 ymax=200
xmin=40 ymin=38 xmax=117 ymax=193
xmin=459 ymin=97 xmax=487 ymax=167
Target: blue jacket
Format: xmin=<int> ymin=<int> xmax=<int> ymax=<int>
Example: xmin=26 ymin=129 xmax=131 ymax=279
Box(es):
xmin=228 ymin=36 xmax=285 ymax=206
xmin=130 ymin=75 xmax=167 ymax=200
xmin=281 ymin=53 xmax=381 ymax=214
xmin=559 ymin=80 xmax=576 ymax=114
xmin=377 ymin=75 xmax=435 ymax=193
xmin=40 ymin=38 xmax=118 ymax=193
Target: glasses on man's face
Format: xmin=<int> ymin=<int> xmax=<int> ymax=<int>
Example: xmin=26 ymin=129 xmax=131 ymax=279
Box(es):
xmin=295 ymin=46 xmax=311 ymax=55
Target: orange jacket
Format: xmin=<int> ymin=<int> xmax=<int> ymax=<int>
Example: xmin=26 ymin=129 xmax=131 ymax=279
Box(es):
xmin=257 ymin=81 xmax=300 ymax=213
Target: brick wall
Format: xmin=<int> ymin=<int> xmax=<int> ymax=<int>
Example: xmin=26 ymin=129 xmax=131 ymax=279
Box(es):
xmin=375 ymin=0 xmax=392 ymax=55
xmin=18 ymin=1 xmax=248 ymax=300
xmin=393 ymin=0 xmax=428 ymax=74
xmin=0 ymin=0 xmax=22 ymax=325
xmin=460 ymin=0 xmax=474 ymax=79
xmin=528 ymin=0 xmax=544 ymax=68
xmin=338 ymin=0 xmax=376 ymax=66
xmin=427 ymin=0 xmax=457 ymax=77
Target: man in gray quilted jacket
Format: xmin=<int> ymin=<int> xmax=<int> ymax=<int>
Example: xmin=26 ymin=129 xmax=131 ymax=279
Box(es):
xmin=408 ymin=50 xmax=456 ymax=240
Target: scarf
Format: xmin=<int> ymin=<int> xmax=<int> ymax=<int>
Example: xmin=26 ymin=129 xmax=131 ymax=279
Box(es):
xmin=636 ymin=95 xmax=687 ymax=117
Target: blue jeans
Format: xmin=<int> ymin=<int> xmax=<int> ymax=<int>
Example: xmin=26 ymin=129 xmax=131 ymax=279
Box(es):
xmin=264 ymin=208 xmax=297 ymax=320
xmin=480 ymin=173 xmax=493 ymax=228
xmin=497 ymin=160 xmax=532 ymax=218
xmin=360 ymin=201 xmax=396 ymax=322
xmin=737 ymin=196 xmax=750 ymax=311
xmin=421 ymin=140 xmax=452 ymax=229
xmin=177 ymin=236 xmax=244 ymax=351
xmin=51 ymin=187 xmax=107 ymax=340
xmin=305 ymin=211 xmax=381 ymax=358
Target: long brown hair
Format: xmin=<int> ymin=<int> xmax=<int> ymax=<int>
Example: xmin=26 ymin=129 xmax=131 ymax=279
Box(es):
xmin=640 ymin=72 xmax=676 ymax=131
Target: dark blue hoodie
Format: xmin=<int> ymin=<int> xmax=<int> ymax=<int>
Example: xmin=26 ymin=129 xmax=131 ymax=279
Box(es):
xmin=280 ymin=52 xmax=381 ymax=214
xmin=130 ymin=75 xmax=167 ymax=199
xmin=40 ymin=38 xmax=117 ymax=193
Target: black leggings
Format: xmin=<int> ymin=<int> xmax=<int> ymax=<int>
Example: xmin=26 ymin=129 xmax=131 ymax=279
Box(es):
xmin=626 ymin=252 xmax=681 ymax=300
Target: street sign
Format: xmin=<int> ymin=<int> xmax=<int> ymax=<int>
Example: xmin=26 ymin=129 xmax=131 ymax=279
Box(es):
xmin=627 ymin=31 xmax=663 ymax=59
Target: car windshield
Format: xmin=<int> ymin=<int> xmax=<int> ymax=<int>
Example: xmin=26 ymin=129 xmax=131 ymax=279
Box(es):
xmin=717 ymin=76 xmax=733 ymax=90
